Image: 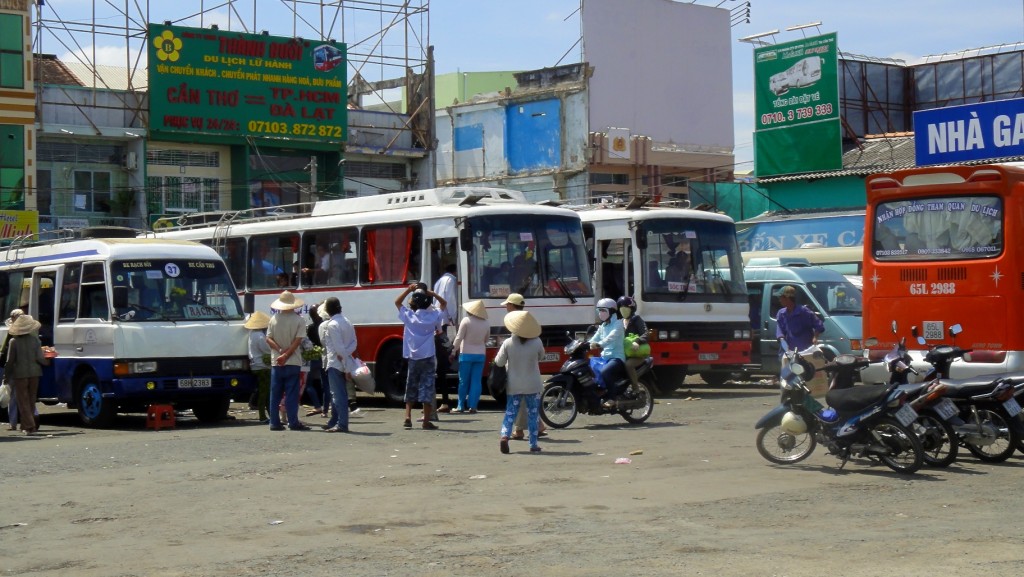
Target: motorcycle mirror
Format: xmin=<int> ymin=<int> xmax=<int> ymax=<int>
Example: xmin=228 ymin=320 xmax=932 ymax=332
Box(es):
xmin=911 ymin=325 xmax=919 ymax=338
xmin=891 ymin=320 xmax=897 ymax=334
xmin=916 ymin=335 xmax=927 ymax=346
xmin=949 ymin=323 xmax=963 ymax=336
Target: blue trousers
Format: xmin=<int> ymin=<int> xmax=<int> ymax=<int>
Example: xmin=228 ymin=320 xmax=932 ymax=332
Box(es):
xmin=501 ymin=393 xmax=541 ymax=447
xmin=456 ymin=353 xmax=485 ymax=410
xmin=325 ymin=367 xmax=350 ymax=430
xmin=270 ymin=364 xmax=301 ymax=429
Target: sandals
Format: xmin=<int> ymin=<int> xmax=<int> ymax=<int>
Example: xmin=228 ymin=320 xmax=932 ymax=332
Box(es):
xmin=500 ymin=436 xmax=510 ymax=454
xmin=306 ymin=409 xmax=323 ymax=417
xmin=510 ymin=431 xmax=525 ymax=440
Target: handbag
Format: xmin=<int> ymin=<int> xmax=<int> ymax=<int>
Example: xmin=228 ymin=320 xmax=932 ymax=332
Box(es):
xmin=351 ymin=358 xmax=376 ymax=394
xmin=0 ymin=382 xmax=9 ymax=409
xmin=625 ymin=333 xmax=651 ymax=358
xmin=487 ymin=362 xmax=507 ymax=397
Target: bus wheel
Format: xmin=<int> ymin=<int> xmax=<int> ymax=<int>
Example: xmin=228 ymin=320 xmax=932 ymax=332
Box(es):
xmin=652 ymin=366 xmax=686 ymax=395
xmin=376 ymin=343 xmax=407 ymax=404
xmin=193 ymin=395 xmax=230 ymax=423
xmin=699 ymin=372 xmax=731 ymax=387
xmin=76 ymin=373 xmax=115 ymax=428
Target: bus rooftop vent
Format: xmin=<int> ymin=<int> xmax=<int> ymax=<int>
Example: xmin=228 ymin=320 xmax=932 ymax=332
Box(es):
xmin=311 ymin=187 xmax=527 ymax=217
xmin=75 ymin=226 xmax=139 ymax=239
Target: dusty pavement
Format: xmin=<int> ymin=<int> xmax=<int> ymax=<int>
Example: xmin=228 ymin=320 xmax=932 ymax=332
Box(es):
xmin=3 ymin=380 xmax=1024 ymax=577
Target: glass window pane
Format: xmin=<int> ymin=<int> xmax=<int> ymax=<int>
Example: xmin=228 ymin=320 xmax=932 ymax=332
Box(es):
xmin=915 ymin=65 xmax=936 ymax=107
xmin=936 ymin=61 xmax=964 ymax=101
xmin=993 ymin=53 xmax=1022 ymax=96
xmin=0 ymin=52 xmax=23 ymax=88
xmin=0 ymin=14 xmax=21 ymax=51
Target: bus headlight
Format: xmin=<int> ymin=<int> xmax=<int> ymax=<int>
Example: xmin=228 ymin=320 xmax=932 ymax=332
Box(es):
xmin=734 ymin=329 xmax=752 ymax=339
xmin=658 ymin=330 xmax=669 ymax=340
xmin=222 ymin=359 xmax=248 ymax=371
xmin=115 ymin=361 xmax=158 ymax=376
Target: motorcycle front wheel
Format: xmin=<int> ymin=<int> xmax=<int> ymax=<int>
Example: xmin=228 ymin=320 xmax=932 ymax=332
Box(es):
xmin=870 ymin=417 xmax=924 ymax=474
xmin=755 ymin=423 xmax=817 ymax=465
xmin=540 ymin=383 xmax=578 ymax=429
xmin=619 ymin=379 xmax=654 ymax=424
xmin=963 ymin=408 xmax=1017 ymax=463
xmin=914 ymin=413 xmax=958 ymax=468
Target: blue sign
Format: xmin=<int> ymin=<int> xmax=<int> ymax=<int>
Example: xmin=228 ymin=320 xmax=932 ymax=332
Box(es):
xmin=736 ymin=214 xmax=865 ymax=251
xmin=914 ymin=98 xmax=1024 ymax=166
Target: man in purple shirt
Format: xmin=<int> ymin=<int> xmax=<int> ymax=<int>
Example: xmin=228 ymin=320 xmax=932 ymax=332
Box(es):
xmin=775 ymin=285 xmax=824 ymax=352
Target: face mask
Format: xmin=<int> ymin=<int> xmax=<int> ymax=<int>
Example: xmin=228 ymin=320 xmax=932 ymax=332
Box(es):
xmin=597 ymin=309 xmax=611 ymax=322
xmin=619 ymin=307 xmax=631 ymax=319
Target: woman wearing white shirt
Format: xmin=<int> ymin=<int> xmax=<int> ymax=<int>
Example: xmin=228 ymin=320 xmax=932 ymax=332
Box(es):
xmin=450 ymin=300 xmax=489 ymax=413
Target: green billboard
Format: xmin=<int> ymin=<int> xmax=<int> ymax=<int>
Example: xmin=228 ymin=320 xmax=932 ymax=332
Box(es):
xmin=753 ymin=32 xmax=840 ymax=177
xmin=148 ymin=24 xmax=347 ymax=144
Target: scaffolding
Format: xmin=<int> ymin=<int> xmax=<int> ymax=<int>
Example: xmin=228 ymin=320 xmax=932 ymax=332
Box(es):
xmin=31 ymin=0 xmax=433 ymax=148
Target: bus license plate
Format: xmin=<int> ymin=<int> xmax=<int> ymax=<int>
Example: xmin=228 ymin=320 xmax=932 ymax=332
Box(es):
xmin=542 ymin=352 xmax=561 ymax=363
xmin=894 ymin=404 xmax=918 ymax=427
xmin=698 ymin=353 xmax=719 ymax=361
xmin=933 ymin=398 xmax=958 ymax=421
xmin=1003 ymin=397 xmax=1022 ymax=417
xmin=179 ymin=378 xmax=212 ymax=389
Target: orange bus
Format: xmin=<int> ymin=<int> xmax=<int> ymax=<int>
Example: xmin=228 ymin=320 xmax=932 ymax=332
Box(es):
xmin=861 ymin=162 xmax=1018 ymax=383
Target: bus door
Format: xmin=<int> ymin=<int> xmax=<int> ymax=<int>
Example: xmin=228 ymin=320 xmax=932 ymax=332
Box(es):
xmin=29 ymin=267 xmax=60 ymax=399
xmin=596 ymin=238 xmax=629 ymax=300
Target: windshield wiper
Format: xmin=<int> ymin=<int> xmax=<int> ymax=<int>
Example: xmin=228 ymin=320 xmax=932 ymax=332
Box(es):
xmin=117 ymin=304 xmax=173 ymax=323
xmin=552 ymin=276 xmax=577 ymax=304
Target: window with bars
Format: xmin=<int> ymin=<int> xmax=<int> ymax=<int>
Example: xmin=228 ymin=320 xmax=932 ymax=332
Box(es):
xmin=344 ymin=160 xmax=406 ymax=179
xmin=73 ymin=170 xmax=111 ymax=212
xmin=146 ymin=176 xmax=220 ymax=214
xmin=146 ymin=149 xmax=221 ymax=168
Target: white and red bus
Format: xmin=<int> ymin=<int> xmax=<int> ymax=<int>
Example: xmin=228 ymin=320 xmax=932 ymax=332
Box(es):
xmin=573 ymin=202 xmax=751 ymax=391
xmin=861 ymin=162 xmax=1019 ymax=383
xmin=156 ymin=187 xmax=595 ymax=401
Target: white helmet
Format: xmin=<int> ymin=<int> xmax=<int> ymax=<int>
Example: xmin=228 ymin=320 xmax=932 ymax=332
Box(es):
xmin=780 ymin=411 xmax=807 ymax=434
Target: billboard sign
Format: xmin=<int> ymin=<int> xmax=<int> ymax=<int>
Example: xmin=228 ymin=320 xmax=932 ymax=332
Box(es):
xmin=148 ymin=24 xmax=347 ymax=144
xmin=914 ymin=97 xmax=1024 ymax=165
xmin=753 ymin=32 xmax=841 ymax=176
xmin=0 ymin=210 xmax=38 ymax=241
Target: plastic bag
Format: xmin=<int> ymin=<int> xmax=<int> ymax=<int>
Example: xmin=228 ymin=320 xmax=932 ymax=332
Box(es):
xmin=0 ymin=382 xmax=9 ymax=409
xmin=487 ymin=362 xmax=507 ymax=397
xmin=624 ymin=334 xmax=651 ymax=358
xmin=351 ymin=358 xmax=376 ymax=393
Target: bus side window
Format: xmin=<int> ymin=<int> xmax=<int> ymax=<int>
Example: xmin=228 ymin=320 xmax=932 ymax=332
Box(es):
xmin=361 ymin=224 xmax=421 ymax=285
xmin=80 ymin=285 xmax=109 ymax=320
xmin=59 ymin=264 xmax=82 ymax=322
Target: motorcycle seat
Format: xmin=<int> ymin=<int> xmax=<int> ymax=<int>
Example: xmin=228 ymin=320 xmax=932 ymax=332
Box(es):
xmin=896 ymin=383 xmax=929 ymax=398
xmin=939 ymin=377 xmax=1004 ymax=399
xmin=825 ymin=384 xmax=894 ymax=412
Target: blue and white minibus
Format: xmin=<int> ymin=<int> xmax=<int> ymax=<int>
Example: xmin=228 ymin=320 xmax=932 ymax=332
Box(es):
xmin=0 ymin=228 xmax=251 ymax=427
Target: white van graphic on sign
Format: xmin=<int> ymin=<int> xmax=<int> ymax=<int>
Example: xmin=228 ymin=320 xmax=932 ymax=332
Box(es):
xmin=769 ymin=56 xmax=823 ymax=96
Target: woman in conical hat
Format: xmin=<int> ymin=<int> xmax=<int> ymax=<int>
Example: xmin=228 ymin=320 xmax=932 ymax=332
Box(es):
xmin=450 ymin=300 xmax=489 ymax=414
xmin=494 ymin=310 xmax=544 ymax=454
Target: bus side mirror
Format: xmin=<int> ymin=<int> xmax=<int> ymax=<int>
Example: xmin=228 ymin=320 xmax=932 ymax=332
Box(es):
xmin=459 ymin=227 xmax=472 ymax=251
xmin=635 ymin=234 xmax=647 ymax=250
xmin=112 ymin=286 xmax=128 ymax=309
xmin=0 ymin=272 xmax=7 ymax=299
xmin=243 ymin=292 xmax=255 ymax=314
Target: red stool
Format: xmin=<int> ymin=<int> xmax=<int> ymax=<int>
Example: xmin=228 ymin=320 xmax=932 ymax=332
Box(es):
xmin=146 ymin=404 xmax=176 ymax=430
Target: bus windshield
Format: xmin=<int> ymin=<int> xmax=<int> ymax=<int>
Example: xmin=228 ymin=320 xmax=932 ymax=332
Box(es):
xmin=871 ymin=195 xmax=1003 ymax=261
xmin=467 ymin=214 xmax=593 ymax=299
xmin=110 ymin=259 xmax=244 ymax=321
xmin=640 ymin=218 xmax=746 ymax=300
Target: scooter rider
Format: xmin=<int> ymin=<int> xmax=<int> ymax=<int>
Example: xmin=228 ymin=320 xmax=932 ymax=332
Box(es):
xmin=589 ymin=297 xmax=627 ymax=408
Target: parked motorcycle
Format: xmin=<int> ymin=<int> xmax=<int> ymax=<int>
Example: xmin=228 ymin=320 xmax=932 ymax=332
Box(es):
xmin=754 ymin=340 xmax=925 ymax=474
xmin=911 ymin=339 xmax=1022 ymax=462
xmin=540 ymin=329 xmax=655 ymax=428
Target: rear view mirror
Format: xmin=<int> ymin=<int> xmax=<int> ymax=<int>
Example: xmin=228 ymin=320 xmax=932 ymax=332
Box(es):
xmin=243 ymin=292 xmax=255 ymax=314
xmin=949 ymin=323 xmax=963 ymax=336
xmin=112 ymin=286 xmax=128 ymax=309
xmin=459 ymin=226 xmax=472 ymax=251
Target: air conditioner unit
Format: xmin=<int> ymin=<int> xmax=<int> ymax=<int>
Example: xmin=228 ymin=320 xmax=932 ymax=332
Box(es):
xmin=122 ymin=152 xmax=138 ymax=170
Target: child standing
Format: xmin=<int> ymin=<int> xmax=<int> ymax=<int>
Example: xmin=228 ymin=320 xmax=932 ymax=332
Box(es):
xmin=244 ymin=311 xmax=272 ymax=423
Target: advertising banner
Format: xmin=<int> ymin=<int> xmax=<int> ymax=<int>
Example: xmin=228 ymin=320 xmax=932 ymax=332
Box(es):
xmin=148 ymin=24 xmax=347 ymax=144
xmin=753 ymin=32 xmax=841 ymax=176
xmin=0 ymin=210 xmax=38 ymax=241
xmin=914 ymin=97 xmax=1024 ymax=165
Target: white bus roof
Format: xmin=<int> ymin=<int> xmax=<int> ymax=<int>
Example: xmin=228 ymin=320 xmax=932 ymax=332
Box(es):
xmin=568 ymin=204 xmax=737 ymax=226
xmin=1 ymin=237 xmax=219 ymax=267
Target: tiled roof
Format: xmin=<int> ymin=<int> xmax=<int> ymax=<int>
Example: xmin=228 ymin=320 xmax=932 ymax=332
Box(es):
xmin=33 ymin=54 xmax=83 ymax=86
xmin=756 ymin=134 xmax=1024 ymax=183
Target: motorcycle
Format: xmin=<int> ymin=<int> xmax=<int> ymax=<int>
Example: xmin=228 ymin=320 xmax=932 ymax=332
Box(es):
xmin=881 ymin=322 xmax=1024 ymax=463
xmin=540 ymin=329 xmax=655 ymax=428
xmin=754 ymin=339 xmax=925 ymax=474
